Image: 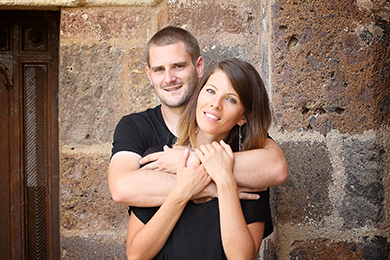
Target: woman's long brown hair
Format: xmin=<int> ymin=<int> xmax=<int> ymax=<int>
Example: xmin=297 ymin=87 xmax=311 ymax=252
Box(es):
xmin=176 ymin=58 xmax=271 ymax=151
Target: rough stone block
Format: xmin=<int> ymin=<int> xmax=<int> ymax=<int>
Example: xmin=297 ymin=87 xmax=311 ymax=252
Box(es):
xmin=61 ymin=153 xmax=129 ymax=231
xmin=271 ymin=1 xmax=390 ymax=136
xmin=288 ymin=236 xmax=389 ymax=260
xmin=259 ymin=238 xmax=277 ymax=260
xmin=62 ymin=234 xmax=126 ymax=260
xmin=340 ymin=137 xmax=386 ymax=229
xmin=59 ymin=44 xmax=153 ymax=146
xmin=272 ymin=141 xmax=333 ymax=225
xmin=158 ymin=0 xmax=261 ymax=68
xmin=60 ymin=8 xmax=151 ymax=41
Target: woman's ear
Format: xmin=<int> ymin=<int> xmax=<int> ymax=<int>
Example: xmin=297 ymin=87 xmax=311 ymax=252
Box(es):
xmin=237 ymin=116 xmax=246 ymax=126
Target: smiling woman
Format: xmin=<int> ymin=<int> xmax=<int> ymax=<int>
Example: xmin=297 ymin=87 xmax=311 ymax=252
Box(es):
xmin=195 ymin=69 xmax=246 ymax=144
xmin=177 ymin=58 xmax=271 ymax=151
xmin=126 ymin=58 xmax=273 ymax=260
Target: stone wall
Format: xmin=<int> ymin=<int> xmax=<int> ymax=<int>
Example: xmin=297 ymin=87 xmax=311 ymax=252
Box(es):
xmin=59 ymin=6 xmax=157 ymax=259
xmin=1 ymin=0 xmax=389 ymax=259
xmin=269 ymin=0 xmax=390 ymax=259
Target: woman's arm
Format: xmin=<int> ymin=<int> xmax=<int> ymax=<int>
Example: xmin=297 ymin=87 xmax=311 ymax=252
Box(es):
xmin=126 ymin=191 xmax=188 ymax=260
xmin=217 ymin=181 xmax=264 ymax=259
xmin=126 ymin=149 xmax=211 ymax=260
xmin=195 ymin=141 xmax=264 ymax=259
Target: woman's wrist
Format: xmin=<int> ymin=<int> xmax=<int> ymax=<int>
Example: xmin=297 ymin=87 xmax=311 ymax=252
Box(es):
xmin=215 ymin=174 xmax=237 ymax=192
xmin=170 ymin=185 xmax=192 ymax=204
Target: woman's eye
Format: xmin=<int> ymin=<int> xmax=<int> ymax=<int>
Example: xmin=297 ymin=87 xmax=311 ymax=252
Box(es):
xmin=206 ymin=89 xmax=215 ymax=94
xmin=227 ymin=97 xmax=236 ymax=104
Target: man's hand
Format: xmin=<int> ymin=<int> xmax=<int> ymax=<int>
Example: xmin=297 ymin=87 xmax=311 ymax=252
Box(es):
xmin=191 ymin=181 xmax=264 ymax=200
xmin=237 ymin=186 xmax=267 ymax=200
xmin=140 ymin=145 xmax=185 ymax=173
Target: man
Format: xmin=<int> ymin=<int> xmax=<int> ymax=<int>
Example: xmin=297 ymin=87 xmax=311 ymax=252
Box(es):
xmin=108 ymin=26 xmax=288 ymax=207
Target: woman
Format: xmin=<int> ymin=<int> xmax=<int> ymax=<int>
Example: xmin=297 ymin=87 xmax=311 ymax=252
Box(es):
xmin=126 ymin=58 xmax=272 ymax=260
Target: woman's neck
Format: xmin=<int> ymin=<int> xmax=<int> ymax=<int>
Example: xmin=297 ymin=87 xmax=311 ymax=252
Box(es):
xmin=195 ymin=130 xmax=228 ymax=148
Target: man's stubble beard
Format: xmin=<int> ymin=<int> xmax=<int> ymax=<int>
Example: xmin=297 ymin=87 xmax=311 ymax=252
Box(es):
xmin=158 ymin=74 xmax=199 ymax=109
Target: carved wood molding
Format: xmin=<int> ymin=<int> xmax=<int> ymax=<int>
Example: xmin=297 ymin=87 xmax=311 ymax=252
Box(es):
xmin=0 ymin=63 xmax=13 ymax=88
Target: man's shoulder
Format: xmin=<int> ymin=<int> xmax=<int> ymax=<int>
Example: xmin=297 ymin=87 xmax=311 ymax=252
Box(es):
xmin=122 ymin=105 xmax=161 ymax=120
xmin=119 ymin=105 xmax=163 ymax=125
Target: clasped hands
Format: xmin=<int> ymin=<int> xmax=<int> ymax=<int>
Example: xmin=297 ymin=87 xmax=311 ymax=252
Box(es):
xmin=140 ymin=141 xmax=264 ymax=200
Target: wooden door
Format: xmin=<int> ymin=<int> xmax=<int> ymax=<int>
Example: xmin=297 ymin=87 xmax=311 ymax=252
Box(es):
xmin=0 ymin=11 xmax=60 ymax=260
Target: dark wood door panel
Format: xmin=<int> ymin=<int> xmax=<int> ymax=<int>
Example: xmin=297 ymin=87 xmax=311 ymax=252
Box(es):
xmin=0 ymin=11 xmax=59 ymax=260
xmin=0 ymin=61 xmax=11 ymax=260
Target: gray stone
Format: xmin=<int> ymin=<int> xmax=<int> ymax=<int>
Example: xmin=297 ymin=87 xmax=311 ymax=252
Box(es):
xmin=272 ymin=141 xmax=333 ymax=225
xmin=340 ymin=138 xmax=386 ymax=229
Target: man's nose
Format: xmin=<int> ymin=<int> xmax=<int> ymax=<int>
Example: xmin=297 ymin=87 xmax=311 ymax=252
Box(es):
xmin=164 ymin=69 xmax=176 ymax=84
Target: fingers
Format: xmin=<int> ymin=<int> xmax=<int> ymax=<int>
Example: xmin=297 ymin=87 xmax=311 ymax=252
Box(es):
xmin=163 ymin=145 xmax=171 ymax=151
xmin=238 ymin=192 xmax=260 ymax=200
xmin=177 ymin=148 xmax=189 ymax=172
xmin=189 ymin=155 xmax=201 ymax=167
xmin=139 ymin=151 xmax=163 ymax=165
xmin=195 ymin=141 xmax=232 ymax=161
xmin=141 ymin=161 xmax=157 ymax=170
xmin=219 ymin=140 xmax=233 ymax=157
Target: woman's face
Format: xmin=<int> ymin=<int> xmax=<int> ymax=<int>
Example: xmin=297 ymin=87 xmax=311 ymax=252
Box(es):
xmin=196 ymin=69 xmax=246 ymax=140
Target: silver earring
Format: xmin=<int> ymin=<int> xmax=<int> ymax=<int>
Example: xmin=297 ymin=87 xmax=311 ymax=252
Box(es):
xmin=239 ymin=125 xmax=242 ymax=151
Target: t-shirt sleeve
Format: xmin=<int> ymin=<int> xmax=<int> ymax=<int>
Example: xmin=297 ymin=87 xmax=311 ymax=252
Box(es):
xmin=130 ymin=206 xmax=159 ymax=224
xmin=240 ymin=189 xmax=273 ymax=238
xmin=241 ymin=189 xmax=271 ymax=224
xmin=111 ymin=115 xmax=146 ymax=157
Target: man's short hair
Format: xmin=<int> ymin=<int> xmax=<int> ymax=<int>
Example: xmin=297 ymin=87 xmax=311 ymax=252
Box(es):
xmin=146 ymin=26 xmax=200 ymax=67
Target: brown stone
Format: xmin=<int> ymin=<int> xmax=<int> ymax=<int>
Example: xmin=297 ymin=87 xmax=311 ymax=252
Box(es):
xmin=59 ymin=44 xmax=153 ymax=146
xmin=289 ymin=238 xmax=363 ymax=259
xmin=60 ymin=8 xmax=151 ymax=41
xmin=271 ymin=1 xmax=390 ymax=135
xmin=288 ymin=236 xmax=390 ymax=260
xmin=61 ymin=153 xmax=129 ymax=231
xmin=158 ymin=0 xmax=261 ymax=68
xmin=62 ymin=234 xmax=126 ymax=260
xmin=259 ymin=238 xmax=277 ymax=260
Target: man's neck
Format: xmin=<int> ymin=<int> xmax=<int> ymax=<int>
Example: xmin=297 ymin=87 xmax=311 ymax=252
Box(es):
xmin=160 ymin=104 xmax=186 ymax=136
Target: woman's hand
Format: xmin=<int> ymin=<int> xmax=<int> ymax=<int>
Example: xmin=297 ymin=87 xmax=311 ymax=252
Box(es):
xmin=174 ymin=149 xmax=212 ymax=201
xmin=195 ymin=140 xmax=235 ymax=185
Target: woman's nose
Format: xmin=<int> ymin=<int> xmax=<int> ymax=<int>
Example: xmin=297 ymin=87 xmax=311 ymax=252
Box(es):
xmin=210 ymin=96 xmax=222 ymax=109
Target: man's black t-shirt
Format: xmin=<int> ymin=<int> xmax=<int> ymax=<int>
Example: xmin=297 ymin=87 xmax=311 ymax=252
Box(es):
xmin=111 ymin=105 xmax=175 ymax=157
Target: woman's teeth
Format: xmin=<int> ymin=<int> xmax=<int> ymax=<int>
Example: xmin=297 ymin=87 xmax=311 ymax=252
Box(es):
xmin=205 ymin=113 xmax=219 ymax=120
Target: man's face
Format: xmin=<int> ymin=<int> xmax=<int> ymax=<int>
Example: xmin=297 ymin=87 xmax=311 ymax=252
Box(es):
xmin=146 ymin=42 xmax=204 ymax=108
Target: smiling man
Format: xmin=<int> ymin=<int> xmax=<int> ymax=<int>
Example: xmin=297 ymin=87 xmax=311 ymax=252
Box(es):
xmin=108 ymin=26 xmax=288 ymax=207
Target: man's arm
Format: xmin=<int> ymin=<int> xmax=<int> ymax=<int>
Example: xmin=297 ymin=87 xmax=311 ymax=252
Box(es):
xmin=233 ymin=138 xmax=288 ymax=189
xmin=110 ymin=138 xmax=287 ymax=206
xmin=108 ymin=151 xmax=176 ymax=206
xmin=142 ymin=138 xmax=288 ymax=190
